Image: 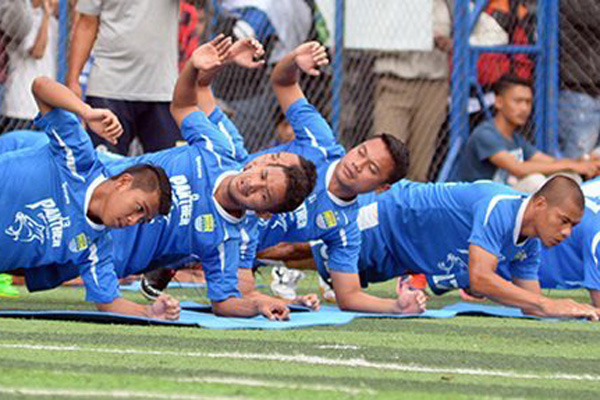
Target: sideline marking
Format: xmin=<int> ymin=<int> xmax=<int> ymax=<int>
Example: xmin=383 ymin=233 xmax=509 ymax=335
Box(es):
xmin=2 ymin=343 xmax=600 ymax=382
xmin=0 ymin=387 xmax=253 ymax=400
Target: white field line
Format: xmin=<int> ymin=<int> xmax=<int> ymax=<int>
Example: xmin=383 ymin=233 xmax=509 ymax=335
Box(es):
xmin=2 ymin=343 xmax=600 ymax=382
xmin=177 ymin=377 xmax=375 ymax=395
xmin=0 ymin=387 xmax=253 ymax=400
xmin=316 ymin=344 xmax=360 ymax=350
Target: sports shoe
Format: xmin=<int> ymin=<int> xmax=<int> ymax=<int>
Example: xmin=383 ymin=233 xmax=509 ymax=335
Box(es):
xmin=270 ymin=266 xmax=305 ymax=300
xmin=318 ymin=275 xmax=336 ymax=303
xmin=0 ymin=274 xmax=19 ymax=298
xmin=140 ymin=268 xmax=176 ymax=301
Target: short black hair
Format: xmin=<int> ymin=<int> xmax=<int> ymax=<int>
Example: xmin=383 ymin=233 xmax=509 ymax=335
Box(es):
xmin=111 ymin=164 xmax=172 ymax=216
xmin=494 ymin=74 xmax=532 ymax=97
xmin=371 ymin=133 xmax=410 ymax=184
xmin=269 ymin=161 xmax=317 ymax=213
xmin=533 ymin=175 xmax=584 ymax=211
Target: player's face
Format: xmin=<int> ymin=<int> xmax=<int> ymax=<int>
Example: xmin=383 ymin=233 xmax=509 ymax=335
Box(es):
xmin=496 ymin=85 xmax=532 ymax=127
xmin=535 ymin=198 xmax=582 ymax=247
xmin=102 ymin=182 xmax=160 ymax=228
xmin=244 ymin=151 xmax=300 ymax=170
xmin=229 ymin=165 xmax=288 ymax=212
xmin=336 ymin=138 xmax=394 ymax=194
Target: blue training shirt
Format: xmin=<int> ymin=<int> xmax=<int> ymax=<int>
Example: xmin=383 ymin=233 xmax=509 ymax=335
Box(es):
xmin=24 ymin=111 xmax=246 ymax=302
xmin=0 ymin=110 xmax=120 ymax=303
xmin=234 ymin=98 xmax=361 ymax=274
xmin=313 ymin=180 xmax=541 ymax=293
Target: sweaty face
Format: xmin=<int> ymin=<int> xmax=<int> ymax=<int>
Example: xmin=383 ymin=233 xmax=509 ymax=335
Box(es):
xmin=535 ymin=198 xmax=582 ymax=247
xmin=335 ymin=138 xmax=395 ymax=194
xmin=496 ymin=85 xmax=532 ymax=127
xmin=229 ymin=165 xmax=288 ymax=212
xmin=102 ymin=185 xmax=160 ymax=229
xmin=244 ymin=151 xmax=300 ymax=170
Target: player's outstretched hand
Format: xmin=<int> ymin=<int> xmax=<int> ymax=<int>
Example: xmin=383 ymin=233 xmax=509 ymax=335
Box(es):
xmin=227 ymin=38 xmax=265 ymax=69
xmin=293 ymin=293 xmax=320 ymax=311
xmin=191 ymin=34 xmax=233 ymax=72
xmin=539 ymin=298 xmax=600 ymax=321
xmin=84 ymin=108 xmax=123 ymax=145
xmin=149 ymin=294 xmax=181 ymax=320
xmin=396 ymin=281 xmax=427 ymax=314
xmin=293 ymin=41 xmax=329 ymax=76
xmin=256 ymin=298 xmax=290 ymax=321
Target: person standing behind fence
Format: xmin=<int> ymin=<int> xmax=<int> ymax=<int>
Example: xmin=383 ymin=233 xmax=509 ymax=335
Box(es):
xmin=67 ymin=0 xmax=182 ymax=155
xmin=1 ymin=0 xmax=57 ymax=133
xmin=372 ymin=0 xmax=451 ymax=182
xmin=557 ymin=0 xmax=600 ymax=160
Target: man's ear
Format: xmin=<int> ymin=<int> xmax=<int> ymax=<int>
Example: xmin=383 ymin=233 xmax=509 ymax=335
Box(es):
xmin=375 ymin=183 xmax=391 ymax=194
xmin=114 ymin=173 xmax=134 ymax=191
xmin=532 ymin=195 xmax=547 ymax=211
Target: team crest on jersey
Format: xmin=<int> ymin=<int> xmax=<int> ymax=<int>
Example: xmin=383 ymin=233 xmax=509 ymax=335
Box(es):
xmin=316 ymin=210 xmax=338 ymax=230
xmin=5 ymin=198 xmax=70 ymax=248
xmin=69 ymin=233 xmax=90 ymax=253
xmin=513 ymin=250 xmax=528 ymax=262
xmin=195 ymin=214 xmax=215 ymax=232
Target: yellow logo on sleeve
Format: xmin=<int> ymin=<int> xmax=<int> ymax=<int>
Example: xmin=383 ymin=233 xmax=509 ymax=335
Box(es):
xmin=316 ymin=210 xmax=338 ymax=230
xmin=68 ymin=233 xmax=89 ymax=253
xmin=195 ymin=214 xmax=215 ymax=232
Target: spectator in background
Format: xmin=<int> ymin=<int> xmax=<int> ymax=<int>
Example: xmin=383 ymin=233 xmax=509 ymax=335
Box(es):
xmin=67 ymin=0 xmax=182 ymax=155
xmin=457 ymin=74 xmax=600 ymax=191
xmin=212 ymin=0 xmax=327 ymax=151
xmin=372 ymin=0 xmax=452 ymax=182
xmin=179 ymin=0 xmax=206 ymax=72
xmin=1 ymin=0 xmax=57 ymax=132
xmin=557 ymin=0 xmax=600 ymax=159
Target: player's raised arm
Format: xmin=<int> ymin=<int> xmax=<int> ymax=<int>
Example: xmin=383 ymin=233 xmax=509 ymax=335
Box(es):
xmin=170 ymin=34 xmax=232 ymax=127
xmin=468 ymin=244 xmax=600 ymax=320
xmin=31 ymin=76 xmax=123 ymax=145
xmin=271 ymin=42 xmax=329 ymax=113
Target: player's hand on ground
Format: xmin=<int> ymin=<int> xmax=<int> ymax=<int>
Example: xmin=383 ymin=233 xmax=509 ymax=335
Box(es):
xmin=191 ymin=34 xmax=232 ymax=72
xmin=256 ymin=298 xmax=290 ymax=321
xmin=227 ymin=38 xmax=265 ymax=69
xmin=540 ymin=298 xmax=600 ymax=321
xmin=293 ymin=41 xmax=329 ymax=76
xmin=293 ymin=293 xmax=320 ymax=311
xmin=83 ymin=108 xmax=123 ymax=145
xmin=149 ymin=294 xmax=180 ymax=320
xmin=396 ymin=281 xmax=427 ymax=314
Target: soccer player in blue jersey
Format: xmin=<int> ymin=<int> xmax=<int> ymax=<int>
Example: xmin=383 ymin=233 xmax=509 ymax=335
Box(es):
xmin=305 ymin=176 xmax=600 ymax=319
xmin=19 ymin=37 xmax=318 ymax=320
xmin=536 ymin=180 xmax=600 ymax=307
xmin=0 ymin=76 xmax=177 ymax=319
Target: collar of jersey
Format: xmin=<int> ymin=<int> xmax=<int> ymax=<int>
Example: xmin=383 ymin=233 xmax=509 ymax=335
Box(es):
xmin=84 ymin=174 xmax=107 ymax=231
xmin=326 ymin=160 xmax=357 ymax=207
xmin=513 ymin=195 xmax=531 ymax=246
xmin=213 ymin=170 xmax=246 ymax=224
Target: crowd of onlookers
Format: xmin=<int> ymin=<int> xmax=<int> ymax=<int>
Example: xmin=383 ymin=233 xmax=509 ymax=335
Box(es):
xmin=0 ymin=0 xmax=599 ymax=185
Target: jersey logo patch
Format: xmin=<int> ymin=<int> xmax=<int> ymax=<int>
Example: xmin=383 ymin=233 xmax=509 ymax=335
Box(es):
xmin=69 ymin=233 xmax=90 ymax=253
xmin=5 ymin=198 xmax=70 ymax=248
xmin=513 ymin=250 xmax=528 ymax=262
xmin=316 ymin=210 xmax=338 ymax=230
xmin=195 ymin=214 xmax=215 ymax=232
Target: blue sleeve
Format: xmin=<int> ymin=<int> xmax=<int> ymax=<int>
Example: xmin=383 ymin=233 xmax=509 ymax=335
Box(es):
xmin=208 ymin=107 xmax=249 ymax=164
xmin=202 ymin=237 xmax=242 ymax=301
xmin=319 ymin=221 xmax=361 ymax=273
xmin=471 ymin=122 xmax=509 ymax=161
xmin=180 ymin=111 xmax=234 ymax=158
xmin=80 ymin=235 xmax=120 ymax=303
xmin=286 ymin=98 xmax=337 ymax=153
xmin=0 ymin=130 xmax=48 ymax=154
xmin=469 ymin=199 xmax=511 ymax=258
xmin=509 ymin=240 xmax=541 ymax=280
xmin=582 ymin=230 xmax=600 ymax=290
xmin=33 ymin=109 xmax=97 ymax=179
xmin=239 ymin=217 xmax=259 ymax=270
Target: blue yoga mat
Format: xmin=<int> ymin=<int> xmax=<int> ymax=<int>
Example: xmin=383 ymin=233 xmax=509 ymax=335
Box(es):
xmin=442 ymin=302 xmax=582 ymax=321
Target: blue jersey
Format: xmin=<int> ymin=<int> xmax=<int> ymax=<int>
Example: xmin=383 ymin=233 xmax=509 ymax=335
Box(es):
xmin=0 ymin=110 xmax=120 ymax=303
xmin=238 ymin=98 xmax=360 ymax=274
xmin=25 ymin=111 xmax=246 ymax=302
xmin=539 ymin=198 xmax=600 ymax=290
xmin=0 ymin=130 xmax=48 ymax=153
xmin=313 ymin=180 xmax=541 ymax=292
